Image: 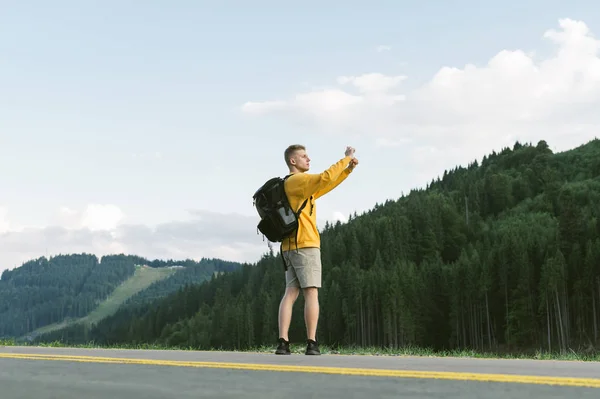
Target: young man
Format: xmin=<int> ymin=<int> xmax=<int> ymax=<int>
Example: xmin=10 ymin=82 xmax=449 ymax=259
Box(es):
xmin=276 ymin=144 xmax=358 ymax=355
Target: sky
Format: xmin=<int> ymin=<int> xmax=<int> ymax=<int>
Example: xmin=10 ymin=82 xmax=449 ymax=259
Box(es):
xmin=2 ymin=1 xmax=600 ymax=271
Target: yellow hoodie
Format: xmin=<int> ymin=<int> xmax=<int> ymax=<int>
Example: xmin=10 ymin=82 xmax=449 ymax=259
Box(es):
xmin=282 ymin=155 xmax=353 ymax=251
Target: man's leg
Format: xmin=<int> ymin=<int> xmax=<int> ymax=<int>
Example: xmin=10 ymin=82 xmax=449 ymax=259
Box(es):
xmin=275 ymin=252 xmax=300 ymax=355
xmin=303 ymin=287 xmax=319 ymax=341
xmin=292 ymin=247 xmax=322 ymax=355
xmin=278 ymin=286 xmax=299 ymax=341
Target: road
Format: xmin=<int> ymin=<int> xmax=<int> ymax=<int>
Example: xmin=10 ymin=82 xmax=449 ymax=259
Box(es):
xmin=1 ymin=345 xmax=600 ymax=398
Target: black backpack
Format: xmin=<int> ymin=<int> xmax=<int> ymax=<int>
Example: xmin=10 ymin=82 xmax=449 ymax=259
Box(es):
xmin=253 ymin=175 xmax=308 ymax=244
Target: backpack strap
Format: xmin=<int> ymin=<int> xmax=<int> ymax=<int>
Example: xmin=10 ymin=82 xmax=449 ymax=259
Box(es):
xmin=282 ymin=196 xmax=309 ymax=271
xmin=293 ymin=197 xmax=309 ymax=250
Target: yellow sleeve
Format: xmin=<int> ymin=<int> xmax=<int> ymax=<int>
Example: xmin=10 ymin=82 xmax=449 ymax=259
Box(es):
xmin=298 ymin=156 xmax=353 ymax=199
xmin=314 ymin=167 xmax=352 ymax=199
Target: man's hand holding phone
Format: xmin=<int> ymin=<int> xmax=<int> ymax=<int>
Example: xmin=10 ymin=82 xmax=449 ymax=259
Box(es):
xmin=345 ymin=146 xmax=355 ymax=158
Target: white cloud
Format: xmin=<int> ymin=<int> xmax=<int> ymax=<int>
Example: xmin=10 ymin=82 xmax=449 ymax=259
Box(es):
xmin=376 ymin=45 xmax=391 ymax=52
xmin=53 ymin=204 xmax=125 ymax=231
xmin=332 ymin=211 xmax=348 ymax=223
xmin=337 ymin=73 xmax=407 ymax=97
xmin=241 ymin=18 xmax=600 ymax=164
xmin=0 ymin=206 xmax=268 ymax=272
xmin=81 ymin=204 xmax=124 ymax=231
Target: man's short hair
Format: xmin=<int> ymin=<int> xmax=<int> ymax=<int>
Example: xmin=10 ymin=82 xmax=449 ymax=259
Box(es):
xmin=284 ymin=144 xmax=305 ymax=167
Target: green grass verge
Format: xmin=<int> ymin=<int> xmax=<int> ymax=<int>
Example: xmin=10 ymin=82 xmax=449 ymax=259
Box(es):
xmin=3 ymin=339 xmax=600 ymax=362
xmin=24 ymin=265 xmax=176 ymax=338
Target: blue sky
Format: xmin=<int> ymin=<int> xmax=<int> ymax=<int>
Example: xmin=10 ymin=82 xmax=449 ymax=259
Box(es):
xmin=2 ymin=1 xmax=600 ymax=270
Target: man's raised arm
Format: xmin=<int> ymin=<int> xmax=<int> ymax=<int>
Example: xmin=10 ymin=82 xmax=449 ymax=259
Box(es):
xmin=300 ymin=155 xmax=353 ymax=198
xmin=313 ymin=163 xmax=355 ymax=199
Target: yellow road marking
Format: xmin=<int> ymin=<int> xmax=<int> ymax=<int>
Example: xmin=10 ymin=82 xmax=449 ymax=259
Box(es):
xmin=1 ymin=352 xmax=599 ymax=388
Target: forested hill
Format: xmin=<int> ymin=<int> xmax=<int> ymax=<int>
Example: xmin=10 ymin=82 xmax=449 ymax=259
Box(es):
xmin=0 ymin=254 xmax=137 ymax=337
xmin=0 ymin=254 xmax=243 ymax=338
xmin=36 ymin=139 xmax=600 ymax=356
xmin=121 ymin=257 xmax=242 ymax=307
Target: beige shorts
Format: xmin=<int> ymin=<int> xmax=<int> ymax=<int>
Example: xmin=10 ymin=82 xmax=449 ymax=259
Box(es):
xmin=283 ymin=247 xmax=322 ymax=288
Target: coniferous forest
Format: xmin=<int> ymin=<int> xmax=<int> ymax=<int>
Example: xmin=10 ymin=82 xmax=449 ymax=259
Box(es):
xmin=0 ymin=254 xmax=243 ymax=339
xmin=0 ymin=254 xmax=136 ymax=337
xmin=25 ymin=139 xmax=600 ymax=356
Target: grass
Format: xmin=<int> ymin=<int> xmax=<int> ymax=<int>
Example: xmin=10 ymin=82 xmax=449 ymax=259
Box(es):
xmin=3 ymin=339 xmax=600 ymax=362
xmin=24 ymin=265 xmax=176 ymax=338
xmin=81 ymin=265 xmax=175 ymax=325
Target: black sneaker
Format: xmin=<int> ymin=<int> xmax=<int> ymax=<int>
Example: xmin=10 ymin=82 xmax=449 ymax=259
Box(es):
xmin=275 ymin=338 xmax=291 ymax=355
xmin=305 ymin=339 xmax=320 ymax=355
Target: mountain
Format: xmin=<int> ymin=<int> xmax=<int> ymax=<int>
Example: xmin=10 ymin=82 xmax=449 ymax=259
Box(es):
xmin=33 ymin=138 xmax=600 ymax=356
xmin=0 ymin=253 xmax=244 ymax=340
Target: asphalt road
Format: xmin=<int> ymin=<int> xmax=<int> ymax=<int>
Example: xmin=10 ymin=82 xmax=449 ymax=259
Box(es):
xmin=1 ymin=346 xmax=600 ymax=398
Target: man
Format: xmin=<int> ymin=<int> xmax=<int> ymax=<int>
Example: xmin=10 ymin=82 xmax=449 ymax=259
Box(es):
xmin=275 ymin=144 xmax=358 ymax=355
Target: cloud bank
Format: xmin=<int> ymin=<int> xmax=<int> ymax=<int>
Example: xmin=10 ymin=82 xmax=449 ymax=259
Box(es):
xmin=0 ymin=204 xmax=268 ymax=271
xmin=242 ymin=19 xmax=600 ymax=163
xmin=0 ymin=203 xmax=353 ymax=272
